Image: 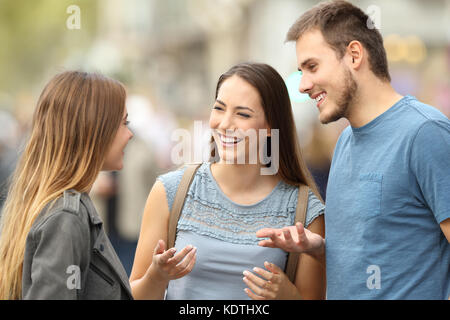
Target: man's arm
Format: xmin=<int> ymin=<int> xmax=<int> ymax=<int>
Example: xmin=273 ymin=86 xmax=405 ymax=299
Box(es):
xmin=443 ymin=219 xmax=450 ymax=300
xmin=440 ymin=218 xmax=450 ymax=243
xmin=409 ymin=120 xmax=450 ymax=299
xmin=445 ymin=218 xmax=450 ymax=300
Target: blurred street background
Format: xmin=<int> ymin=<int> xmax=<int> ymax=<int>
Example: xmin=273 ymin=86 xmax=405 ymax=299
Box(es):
xmin=0 ymin=0 xmax=449 ymax=275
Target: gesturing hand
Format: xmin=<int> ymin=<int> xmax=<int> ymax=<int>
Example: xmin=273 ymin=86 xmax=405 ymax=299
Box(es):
xmin=243 ymin=262 xmax=300 ymax=300
xmin=149 ymin=239 xmax=197 ymax=282
xmin=256 ymin=222 xmax=324 ymax=255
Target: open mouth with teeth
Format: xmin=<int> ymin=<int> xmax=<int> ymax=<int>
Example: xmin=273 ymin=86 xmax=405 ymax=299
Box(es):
xmin=314 ymin=92 xmax=327 ymax=107
xmin=217 ymin=133 xmax=244 ymax=147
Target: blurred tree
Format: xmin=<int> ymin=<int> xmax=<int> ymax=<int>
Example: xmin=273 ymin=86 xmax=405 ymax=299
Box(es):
xmin=0 ymin=0 xmax=97 ymax=95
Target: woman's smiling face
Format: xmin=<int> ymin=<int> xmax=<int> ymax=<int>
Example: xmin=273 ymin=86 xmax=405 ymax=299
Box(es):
xmin=209 ymin=75 xmax=270 ymax=164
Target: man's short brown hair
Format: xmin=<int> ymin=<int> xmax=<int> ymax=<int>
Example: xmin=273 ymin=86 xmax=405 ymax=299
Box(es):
xmin=286 ymin=0 xmax=391 ymax=82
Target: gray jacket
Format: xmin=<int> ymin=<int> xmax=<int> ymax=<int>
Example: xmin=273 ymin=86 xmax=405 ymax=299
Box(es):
xmin=22 ymin=190 xmax=133 ymax=299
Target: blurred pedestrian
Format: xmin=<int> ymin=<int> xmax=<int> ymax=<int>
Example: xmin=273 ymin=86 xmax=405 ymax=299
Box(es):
xmin=0 ymin=110 xmax=20 ymax=211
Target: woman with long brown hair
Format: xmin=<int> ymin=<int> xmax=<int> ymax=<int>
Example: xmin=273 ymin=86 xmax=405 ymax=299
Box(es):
xmin=130 ymin=62 xmax=325 ymax=300
xmin=0 ymin=71 xmax=134 ymax=299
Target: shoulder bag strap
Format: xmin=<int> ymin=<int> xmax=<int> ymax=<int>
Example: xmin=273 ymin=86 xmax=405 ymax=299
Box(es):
xmin=284 ymin=184 xmax=310 ymax=283
xmin=167 ymin=163 xmax=202 ymax=249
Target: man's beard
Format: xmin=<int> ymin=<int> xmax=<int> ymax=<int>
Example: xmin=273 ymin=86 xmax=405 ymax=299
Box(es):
xmin=321 ymin=68 xmax=358 ymax=124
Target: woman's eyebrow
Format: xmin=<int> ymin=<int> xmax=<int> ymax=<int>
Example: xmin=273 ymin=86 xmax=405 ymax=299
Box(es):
xmin=235 ymin=106 xmax=254 ymax=113
xmin=216 ymin=99 xmax=254 ymax=113
xmin=216 ymin=99 xmax=226 ymax=106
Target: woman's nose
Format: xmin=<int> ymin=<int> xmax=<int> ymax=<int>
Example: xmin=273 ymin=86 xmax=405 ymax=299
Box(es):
xmin=218 ymin=114 xmax=235 ymax=131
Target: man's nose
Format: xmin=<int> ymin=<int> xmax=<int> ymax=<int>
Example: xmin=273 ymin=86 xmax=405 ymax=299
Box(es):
xmin=299 ymin=73 xmax=313 ymax=94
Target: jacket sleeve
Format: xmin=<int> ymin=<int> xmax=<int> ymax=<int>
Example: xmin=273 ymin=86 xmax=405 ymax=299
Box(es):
xmin=22 ymin=210 xmax=90 ymax=299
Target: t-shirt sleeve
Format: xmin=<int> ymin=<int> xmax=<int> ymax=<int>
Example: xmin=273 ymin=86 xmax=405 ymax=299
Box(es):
xmin=305 ymin=190 xmax=325 ymax=228
xmin=156 ymin=166 xmax=188 ymax=212
xmin=410 ymin=119 xmax=450 ymax=224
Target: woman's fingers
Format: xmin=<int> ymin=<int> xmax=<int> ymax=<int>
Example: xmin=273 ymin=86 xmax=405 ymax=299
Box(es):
xmin=257 ymin=228 xmax=284 ymax=248
xmin=257 ymin=266 xmax=273 ymax=280
xmin=243 ymin=262 xmax=286 ymax=300
xmin=263 ymin=261 xmax=282 ymax=275
xmin=266 ymin=231 xmax=287 ymax=248
xmin=158 ymin=247 xmax=176 ymax=264
xmin=257 ymin=223 xmax=316 ymax=253
xmin=243 ymin=266 xmax=279 ymax=300
xmin=153 ymin=239 xmax=166 ymax=255
xmin=243 ymin=270 xmax=268 ymax=289
xmin=167 ymin=245 xmax=194 ymax=265
xmin=282 ymin=227 xmax=293 ymax=242
xmin=151 ymin=243 xmax=197 ymax=280
xmin=257 ymin=239 xmax=276 ymax=248
xmin=243 ymin=273 xmax=267 ymax=297
xmin=175 ymin=246 xmax=197 ymax=271
xmin=177 ymin=248 xmax=197 ymax=278
xmin=256 ymin=228 xmax=275 ymax=238
xmin=296 ymin=222 xmax=308 ymax=244
xmin=244 ymin=288 xmax=266 ymax=300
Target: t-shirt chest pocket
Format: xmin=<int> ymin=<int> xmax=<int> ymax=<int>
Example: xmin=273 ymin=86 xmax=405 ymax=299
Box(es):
xmin=358 ymin=173 xmax=383 ymax=220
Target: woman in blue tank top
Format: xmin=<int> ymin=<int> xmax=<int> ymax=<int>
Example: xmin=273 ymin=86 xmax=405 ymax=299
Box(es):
xmin=129 ymin=62 xmax=326 ymax=300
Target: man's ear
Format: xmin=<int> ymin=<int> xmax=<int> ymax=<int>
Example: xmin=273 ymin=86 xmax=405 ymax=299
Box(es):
xmin=347 ymin=40 xmax=364 ymax=69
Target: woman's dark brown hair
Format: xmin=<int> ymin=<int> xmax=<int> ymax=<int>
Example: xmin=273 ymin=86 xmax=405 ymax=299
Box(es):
xmin=211 ymin=62 xmax=323 ymax=201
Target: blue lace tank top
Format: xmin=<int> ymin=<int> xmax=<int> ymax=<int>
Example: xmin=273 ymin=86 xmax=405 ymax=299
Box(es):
xmin=157 ymin=162 xmax=324 ymax=300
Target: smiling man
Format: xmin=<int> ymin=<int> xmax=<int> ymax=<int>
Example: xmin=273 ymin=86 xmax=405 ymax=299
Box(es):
xmin=257 ymin=1 xmax=450 ymax=299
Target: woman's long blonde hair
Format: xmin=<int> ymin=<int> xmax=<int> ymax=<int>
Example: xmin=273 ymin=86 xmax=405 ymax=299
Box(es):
xmin=0 ymin=71 xmax=126 ymax=299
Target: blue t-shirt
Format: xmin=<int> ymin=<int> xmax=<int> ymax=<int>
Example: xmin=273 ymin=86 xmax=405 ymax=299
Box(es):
xmin=325 ymin=95 xmax=450 ymax=299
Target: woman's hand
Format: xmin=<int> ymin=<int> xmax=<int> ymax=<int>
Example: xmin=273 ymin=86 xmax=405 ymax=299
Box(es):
xmin=147 ymin=239 xmax=197 ymax=283
xmin=257 ymin=222 xmax=325 ymax=259
xmin=243 ymin=261 xmax=301 ymax=300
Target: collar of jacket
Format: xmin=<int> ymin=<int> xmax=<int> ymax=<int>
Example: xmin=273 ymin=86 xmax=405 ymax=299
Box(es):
xmin=65 ymin=190 xmax=103 ymax=226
